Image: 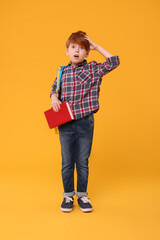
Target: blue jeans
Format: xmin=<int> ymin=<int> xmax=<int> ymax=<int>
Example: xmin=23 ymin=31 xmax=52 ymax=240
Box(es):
xmin=58 ymin=113 xmax=94 ymax=198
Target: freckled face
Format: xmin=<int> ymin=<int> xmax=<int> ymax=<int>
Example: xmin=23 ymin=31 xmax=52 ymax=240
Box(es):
xmin=66 ymin=43 xmax=89 ymax=67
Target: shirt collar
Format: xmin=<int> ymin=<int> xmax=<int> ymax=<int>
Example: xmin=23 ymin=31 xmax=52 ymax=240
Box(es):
xmin=67 ymin=59 xmax=87 ymax=68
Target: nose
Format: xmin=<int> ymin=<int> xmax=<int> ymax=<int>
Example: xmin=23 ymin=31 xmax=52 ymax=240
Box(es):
xmin=75 ymin=47 xmax=79 ymax=52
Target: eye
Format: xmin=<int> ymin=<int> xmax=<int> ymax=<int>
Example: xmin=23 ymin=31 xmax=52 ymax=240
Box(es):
xmin=80 ymin=46 xmax=84 ymax=49
xmin=71 ymin=45 xmax=75 ymax=48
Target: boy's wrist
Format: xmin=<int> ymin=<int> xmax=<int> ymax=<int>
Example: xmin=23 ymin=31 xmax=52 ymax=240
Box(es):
xmin=51 ymin=93 xmax=57 ymax=99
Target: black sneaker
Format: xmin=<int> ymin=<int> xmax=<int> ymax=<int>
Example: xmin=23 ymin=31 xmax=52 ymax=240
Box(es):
xmin=60 ymin=196 xmax=74 ymax=212
xmin=78 ymin=196 xmax=93 ymax=212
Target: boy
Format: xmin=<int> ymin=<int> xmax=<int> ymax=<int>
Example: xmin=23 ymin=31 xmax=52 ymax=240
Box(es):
xmin=50 ymin=31 xmax=120 ymax=213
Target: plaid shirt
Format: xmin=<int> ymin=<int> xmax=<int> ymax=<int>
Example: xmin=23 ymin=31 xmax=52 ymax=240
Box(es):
xmin=50 ymin=55 xmax=120 ymax=120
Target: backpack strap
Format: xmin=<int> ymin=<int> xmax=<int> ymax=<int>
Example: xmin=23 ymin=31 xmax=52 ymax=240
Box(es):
xmin=54 ymin=66 xmax=65 ymax=135
xmin=56 ymin=66 xmax=65 ymax=93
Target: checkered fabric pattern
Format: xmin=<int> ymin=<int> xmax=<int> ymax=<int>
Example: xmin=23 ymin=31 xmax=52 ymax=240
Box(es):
xmin=50 ymin=56 xmax=120 ymax=120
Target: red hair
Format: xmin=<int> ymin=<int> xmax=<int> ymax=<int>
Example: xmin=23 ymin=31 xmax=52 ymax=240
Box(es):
xmin=66 ymin=31 xmax=90 ymax=53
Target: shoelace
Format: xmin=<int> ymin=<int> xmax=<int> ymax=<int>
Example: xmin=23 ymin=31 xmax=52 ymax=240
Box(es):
xmin=64 ymin=196 xmax=73 ymax=203
xmin=80 ymin=196 xmax=91 ymax=203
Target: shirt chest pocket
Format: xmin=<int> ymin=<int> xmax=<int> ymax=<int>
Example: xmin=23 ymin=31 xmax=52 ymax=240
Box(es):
xmin=77 ymin=70 xmax=91 ymax=85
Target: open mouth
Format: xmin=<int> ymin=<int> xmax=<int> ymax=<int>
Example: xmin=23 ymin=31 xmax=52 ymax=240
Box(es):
xmin=74 ymin=55 xmax=79 ymax=58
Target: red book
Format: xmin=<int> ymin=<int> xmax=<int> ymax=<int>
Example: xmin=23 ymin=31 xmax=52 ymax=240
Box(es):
xmin=44 ymin=102 xmax=75 ymax=129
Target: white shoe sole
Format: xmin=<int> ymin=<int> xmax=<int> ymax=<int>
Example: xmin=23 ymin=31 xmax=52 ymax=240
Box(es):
xmin=60 ymin=207 xmax=73 ymax=212
xmin=80 ymin=207 xmax=93 ymax=212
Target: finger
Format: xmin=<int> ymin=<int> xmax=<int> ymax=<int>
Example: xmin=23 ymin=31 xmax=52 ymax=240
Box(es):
xmin=58 ymin=103 xmax=61 ymax=110
xmin=84 ymin=36 xmax=89 ymax=40
xmin=54 ymin=106 xmax=58 ymax=112
xmin=52 ymin=106 xmax=57 ymax=112
xmin=52 ymin=103 xmax=58 ymax=112
xmin=55 ymin=102 xmax=60 ymax=110
xmin=51 ymin=103 xmax=56 ymax=108
xmin=51 ymin=101 xmax=58 ymax=106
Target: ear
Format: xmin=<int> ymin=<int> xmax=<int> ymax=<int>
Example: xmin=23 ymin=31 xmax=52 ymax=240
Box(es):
xmin=86 ymin=52 xmax=89 ymax=58
xmin=66 ymin=48 xmax=69 ymax=56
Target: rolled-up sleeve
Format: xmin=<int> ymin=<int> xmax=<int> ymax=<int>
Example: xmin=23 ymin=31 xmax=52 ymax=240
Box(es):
xmin=92 ymin=55 xmax=120 ymax=77
xmin=50 ymin=77 xmax=57 ymax=98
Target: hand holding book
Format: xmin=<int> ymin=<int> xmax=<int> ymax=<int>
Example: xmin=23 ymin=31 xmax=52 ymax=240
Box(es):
xmin=44 ymin=102 xmax=74 ymax=129
xmin=51 ymin=93 xmax=62 ymax=112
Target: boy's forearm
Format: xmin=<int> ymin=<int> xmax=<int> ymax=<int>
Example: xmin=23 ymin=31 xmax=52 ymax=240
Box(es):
xmin=96 ymin=44 xmax=113 ymax=59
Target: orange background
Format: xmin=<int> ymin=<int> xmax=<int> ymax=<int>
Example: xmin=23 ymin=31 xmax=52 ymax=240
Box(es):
xmin=0 ymin=0 xmax=160 ymax=239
